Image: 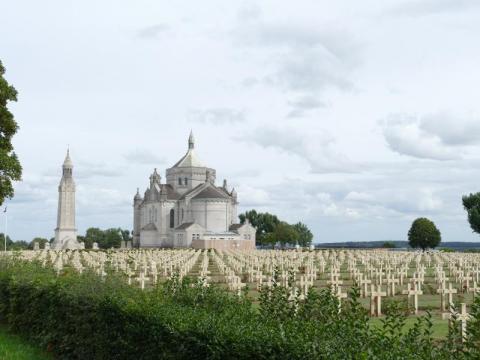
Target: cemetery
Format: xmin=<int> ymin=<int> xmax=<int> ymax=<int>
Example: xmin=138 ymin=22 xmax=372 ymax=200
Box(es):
xmin=0 ymin=247 xmax=479 ymax=358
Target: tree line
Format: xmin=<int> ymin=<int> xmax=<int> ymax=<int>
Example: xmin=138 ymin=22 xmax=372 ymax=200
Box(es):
xmin=239 ymin=209 xmax=313 ymax=248
xmin=0 ymin=228 xmax=132 ymax=250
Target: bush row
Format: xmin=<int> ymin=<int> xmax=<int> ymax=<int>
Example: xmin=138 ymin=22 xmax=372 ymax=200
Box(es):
xmin=0 ymin=258 xmax=479 ymax=359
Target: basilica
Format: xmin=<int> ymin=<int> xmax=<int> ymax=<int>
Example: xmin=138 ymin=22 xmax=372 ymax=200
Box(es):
xmin=133 ymin=132 xmax=256 ymax=250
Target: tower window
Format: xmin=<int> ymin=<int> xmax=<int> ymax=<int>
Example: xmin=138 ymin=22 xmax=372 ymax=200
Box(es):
xmin=178 ymin=178 xmax=182 ymax=185
xmin=170 ymin=209 xmax=174 ymax=228
xmin=184 ymin=177 xmax=188 ymax=185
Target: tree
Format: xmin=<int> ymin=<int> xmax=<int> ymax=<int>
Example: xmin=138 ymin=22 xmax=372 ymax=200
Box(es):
xmin=274 ymin=222 xmax=299 ymax=249
xmin=29 ymin=237 xmax=49 ymax=249
xmin=462 ymin=192 xmax=480 ymax=235
xmin=293 ymin=222 xmax=313 ymax=247
xmin=83 ymin=227 xmax=129 ymax=249
xmin=408 ymin=218 xmax=441 ymax=250
xmin=0 ymin=60 xmax=22 ymax=206
xmin=0 ymin=233 xmax=12 ymax=249
xmin=239 ymin=210 xmax=280 ymax=246
xmin=382 ymin=241 xmax=396 ymax=249
xmin=84 ymin=227 xmax=104 ymax=249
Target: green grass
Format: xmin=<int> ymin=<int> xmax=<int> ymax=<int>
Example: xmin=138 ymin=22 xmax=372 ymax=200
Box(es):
xmin=370 ymin=316 xmax=449 ymax=339
xmin=0 ymin=325 xmax=50 ymax=360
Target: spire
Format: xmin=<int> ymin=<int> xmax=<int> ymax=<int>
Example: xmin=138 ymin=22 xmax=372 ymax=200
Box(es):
xmin=63 ymin=148 xmax=73 ymax=168
xmin=188 ymin=130 xmax=195 ymax=149
xmin=134 ymin=187 xmax=142 ymax=201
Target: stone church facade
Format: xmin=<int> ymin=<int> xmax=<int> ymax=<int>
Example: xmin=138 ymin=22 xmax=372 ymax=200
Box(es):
xmin=133 ymin=132 xmax=256 ymax=250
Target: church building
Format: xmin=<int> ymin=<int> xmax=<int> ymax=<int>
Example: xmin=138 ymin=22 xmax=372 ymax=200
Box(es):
xmin=133 ymin=132 xmax=255 ymax=250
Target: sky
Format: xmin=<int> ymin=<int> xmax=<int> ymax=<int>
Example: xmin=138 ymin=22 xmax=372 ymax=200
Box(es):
xmin=1 ymin=0 xmax=480 ymax=243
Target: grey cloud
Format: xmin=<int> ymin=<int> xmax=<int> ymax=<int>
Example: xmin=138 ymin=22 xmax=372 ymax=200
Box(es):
xmin=420 ymin=112 xmax=480 ymax=146
xmin=124 ymin=149 xmax=165 ymax=165
xmin=232 ymin=15 xmax=360 ymax=117
xmin=137 ymin=24 xmax=169 ymax=39
xmin=388 ymin=0 xmax=480 ymax=17
xmin=76 ymin=161 xmax=124 ymax=179
xmin=382 ymin=112 xmax=480 ymax=160
xmin=236 ymin=126 xmax=360 ymax=174
xmin=187 ymin=108 xmax=246 ymax=125
xmin=287 ymin=95 xmax=327 ymax=118
xmin=381 ymin=114 xmax=460 ymax=160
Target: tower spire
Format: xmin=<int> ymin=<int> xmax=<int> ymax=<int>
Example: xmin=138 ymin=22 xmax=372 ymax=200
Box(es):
xmin=188 ymin=130 xmax=195 ymax=149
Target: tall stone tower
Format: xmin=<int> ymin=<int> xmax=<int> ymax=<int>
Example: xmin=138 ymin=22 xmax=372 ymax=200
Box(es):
xmin=53 ymin=150 xmax=81 ymax=250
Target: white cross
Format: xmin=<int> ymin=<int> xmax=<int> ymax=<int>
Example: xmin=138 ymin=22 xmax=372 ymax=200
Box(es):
xmin=370 ymin=284 xmax=386 ymax=317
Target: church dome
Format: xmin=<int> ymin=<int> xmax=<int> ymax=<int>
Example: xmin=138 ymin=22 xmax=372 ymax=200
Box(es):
xmin=171 ymin=131 xmax=205 ymax=168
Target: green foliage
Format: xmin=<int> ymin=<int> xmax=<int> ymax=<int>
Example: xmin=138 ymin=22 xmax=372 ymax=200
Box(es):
xmin=0 ymin=324 xmax=50 ymax=359
xmin=239 ymin=210 xmax=280 ymax=246
xmin=0 ymin=259 xmax=479 ymax=359
xmin=239 ymin=210 xmax=314 ymax=248
xmin=462 ymin=192 xmax=480 ymax=235
xmin=29 ymin=237 xmax=49 ymax=249
xmin=382 ymin=241 xmax=396 ymax=249
xmin=0 ymin=233 xmax=28 ymax=250
xmin=293 ymin=222 xmax=313 ymax=247
xmin=0 ymin=60 xmax=22 ymax=206
xmin=408 ymin=217 xmax=442 ymax=250
xmin=83 ymin=227 xmax=131 ymax=249
xmin=273 ymin=222 xmax=299 ymax=248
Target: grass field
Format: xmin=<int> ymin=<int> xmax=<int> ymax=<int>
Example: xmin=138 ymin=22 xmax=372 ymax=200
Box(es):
xmin=0 ymin=325 xmax=50 ymax=360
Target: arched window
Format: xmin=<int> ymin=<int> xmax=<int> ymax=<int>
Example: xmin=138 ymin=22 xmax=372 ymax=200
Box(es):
xmin=178 ymin=178 xmax=182 ymax=185
xmin=170 ymin=209 xmax=175 ymax=228
xmin=184 ymin=177 xmax=188 ymax=185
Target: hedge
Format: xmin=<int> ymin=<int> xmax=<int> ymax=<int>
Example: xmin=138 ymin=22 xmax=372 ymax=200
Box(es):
xmin=0 ymin=259 xmax=479 ymax=359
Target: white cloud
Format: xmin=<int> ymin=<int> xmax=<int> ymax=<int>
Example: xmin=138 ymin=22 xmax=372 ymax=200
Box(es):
xmin=124 ymin=149 xmax=165 ymax=166
xmin=187 ymin=108 xmax=246 ymax=125
xmin=237 ymin=126 xmax=360 ymax=174
xmin=137 ymin=24 xmax=169 ymax=39
xmin=382 ymin=114 xmax=461 ymax=160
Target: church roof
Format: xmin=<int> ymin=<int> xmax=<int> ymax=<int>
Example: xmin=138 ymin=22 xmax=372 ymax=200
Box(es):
xmin=229 ymin=224 xmax=244 ymax=231
xmin=192 ymin=186 xmax=230 ymax=200
xmin=172 ymin=148 xmax=204 ymax=168
xmin=171 ymin=131 xmax=205 ymax=168
xmin=164 ymin=184 xmax=181 ymax=200
xmin=150 ymin=183 xmax=181 ymax=200
xmin=141 ymin=223 xmax=158 ymax=231
xmin=175 ymin=222 xmax=196 ymax=230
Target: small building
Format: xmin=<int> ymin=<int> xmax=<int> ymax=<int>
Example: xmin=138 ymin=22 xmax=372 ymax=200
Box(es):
xmin=133 ymin=132 xmax=256 ymax=250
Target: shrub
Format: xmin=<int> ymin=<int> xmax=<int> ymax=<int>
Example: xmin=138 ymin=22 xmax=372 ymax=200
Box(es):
xmin=0 ymin=259 xmax=478 ymax=359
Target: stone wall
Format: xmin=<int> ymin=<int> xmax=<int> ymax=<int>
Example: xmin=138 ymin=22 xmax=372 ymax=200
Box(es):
xmin=191 ymin=238 xmax=255 ymax=251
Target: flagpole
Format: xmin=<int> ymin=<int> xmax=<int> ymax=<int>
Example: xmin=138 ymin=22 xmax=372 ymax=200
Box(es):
xmin=4 ymin=208 xmax=7 ymax=252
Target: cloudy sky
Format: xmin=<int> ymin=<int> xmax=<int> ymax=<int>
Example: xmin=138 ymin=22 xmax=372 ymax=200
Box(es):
xmin=2 ymin=0 xmax=480 ymax=243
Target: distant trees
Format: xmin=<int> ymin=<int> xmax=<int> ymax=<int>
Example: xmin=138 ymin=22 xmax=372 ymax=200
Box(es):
xmin=382 ymin=241 xmax=396 ymax=249
xmin=0 ymin=60 xmax=22 ymax=206
xmin=293 ymin=222 xmax=313 ymax=247
xmin=29 ymin=237 xmax=49 ymax=249
xmin=408 ymin=218 xmax=441 ymax=250
xmin=462 ymin=192 xmax=480 ymax=235
xmin=84 ymin=227 xmax=131 ymax=249
xmin=239 ymin=210 xmax=280 ymax=246
xmin=239 ymin=210 xmax=313 ymax=248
